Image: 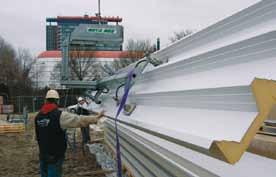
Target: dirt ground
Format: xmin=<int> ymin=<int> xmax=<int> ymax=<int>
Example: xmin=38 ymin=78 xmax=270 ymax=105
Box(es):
xmin=0 ymin=114 xmax=105 ymax=177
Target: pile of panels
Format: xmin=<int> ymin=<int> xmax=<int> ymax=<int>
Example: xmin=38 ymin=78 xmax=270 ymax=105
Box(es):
xmin=2 ymin=105 xmax=14 ymax=114
xmin=0 ymin=122 xmax=25 ymax=134
xmin=101 ymin=0 xmax=276 ymax=176
xmin=259 ymin=120 xmax=276 ymax=136
xmin=0 ymin=96 xmax=3 ymax=114
xmin=0 ymin=96 xmax=14 ymax=114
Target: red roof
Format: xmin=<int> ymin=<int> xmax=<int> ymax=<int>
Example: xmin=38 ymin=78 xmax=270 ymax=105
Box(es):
xmin=37 ymin=51 xmax=144 ymax=59
xmin=57 ymin=16 xmax=122 ymax=22
xmin=38 ymin=51 xmax=61 ymax=58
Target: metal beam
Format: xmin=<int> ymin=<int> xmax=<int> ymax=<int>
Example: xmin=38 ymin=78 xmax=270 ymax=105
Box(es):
xmin=60 ymin=80 xmax=97 ymax=89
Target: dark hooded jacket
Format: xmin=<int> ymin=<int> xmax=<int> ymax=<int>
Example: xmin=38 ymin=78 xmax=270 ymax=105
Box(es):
xmin=35 ymin=103 xmax=67 ymax=161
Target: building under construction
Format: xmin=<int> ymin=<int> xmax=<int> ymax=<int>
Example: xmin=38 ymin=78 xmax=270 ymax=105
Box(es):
xmin=35 ymin=13 xmax=131 ymax=89
xmin=46 ymin=15 xmax=123 ymax=51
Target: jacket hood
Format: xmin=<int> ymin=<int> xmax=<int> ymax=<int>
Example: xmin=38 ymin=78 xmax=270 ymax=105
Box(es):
xmin=40 ymin=103 xmax=58 ymax=114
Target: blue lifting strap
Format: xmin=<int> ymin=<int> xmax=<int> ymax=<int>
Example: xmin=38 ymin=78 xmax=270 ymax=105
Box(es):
xmin=114 ymin=70 xmax=134 ymax=177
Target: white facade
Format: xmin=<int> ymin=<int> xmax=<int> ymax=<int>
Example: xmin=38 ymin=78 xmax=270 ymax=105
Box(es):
xmin=32 ymin=57 xmax=62 ymax=89
xmin=32 ymin=54 xmax=116 ymax=89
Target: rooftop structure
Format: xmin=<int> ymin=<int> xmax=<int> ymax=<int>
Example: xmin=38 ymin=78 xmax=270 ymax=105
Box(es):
xmin=46 ymin=15 xmax=123 ymax=51
xmin=47 ymin=15 xmax=122 ymax=23
xmin=38 ymin=51 xmax=143 ymax=59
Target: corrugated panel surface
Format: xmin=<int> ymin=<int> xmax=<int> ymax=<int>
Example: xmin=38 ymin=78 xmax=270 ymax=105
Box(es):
xmin=101 ymin=0 xmax=276 ymax=176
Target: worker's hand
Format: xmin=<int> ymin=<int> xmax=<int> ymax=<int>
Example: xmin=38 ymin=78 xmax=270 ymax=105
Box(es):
xmin=97 ymin=110 xmax=105 ymax=119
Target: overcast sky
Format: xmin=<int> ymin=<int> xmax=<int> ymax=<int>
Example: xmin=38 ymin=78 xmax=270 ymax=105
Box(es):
xmin=0 ymin=0 xmax=260 ymax=56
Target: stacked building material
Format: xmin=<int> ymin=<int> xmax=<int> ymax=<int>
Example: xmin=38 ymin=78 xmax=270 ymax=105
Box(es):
xmin=0 ymin=123 xmax=25 ymax=133
xmin=2 ymin=105 xmax=14 ymax=114
xmin=258 ymin=120 xmax=276 ymax=136
xmin=0 ymin=96 xmax=3 ymax=114
xmin=89 ymin=119 xmax=105 ymax=142
xmin=0 ymin=96 xmax=14 ymax=114
xmin=89 ymin=125 xmax=104 ymax=142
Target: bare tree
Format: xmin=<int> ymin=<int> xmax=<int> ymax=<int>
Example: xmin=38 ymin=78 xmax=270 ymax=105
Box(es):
xmin=0 ymin=37 xmax=19 ymax=88
xmin=50 ymin=50 xmax=104 ymax=85
xmin=16 ymin=48 xmax=35 ymax=79
xmin=112 ymin=39 xmax=154 ymax=71
xmin=0 ymin=36 xmax=34 ymax=96
xmin=16 ymin=48 xmax=35 ymax=91
xmin=169 ymin=30 xmax=193 ymax=43
xmin=69 ymin=50 xmax=103 ymax=81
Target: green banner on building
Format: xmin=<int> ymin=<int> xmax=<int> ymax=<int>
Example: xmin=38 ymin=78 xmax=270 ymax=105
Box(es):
xmin=87 ymin=28 xmax=116 ymax=34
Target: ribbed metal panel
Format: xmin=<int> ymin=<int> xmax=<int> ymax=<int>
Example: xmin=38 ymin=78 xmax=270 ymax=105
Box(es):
xmin=105 ymin=120 xmax=218 ymax=177
xmin=100 ymin=0 xmax=276 ymax=176
xmin=104 ymin=120 xmax=276 ymax=177
xmin=152 ymin=0 xmax=276 ymax=63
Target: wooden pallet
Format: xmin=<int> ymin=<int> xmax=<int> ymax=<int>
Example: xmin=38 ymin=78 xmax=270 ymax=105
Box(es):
xmin=0 ymin=124 xmax=25 ymax=133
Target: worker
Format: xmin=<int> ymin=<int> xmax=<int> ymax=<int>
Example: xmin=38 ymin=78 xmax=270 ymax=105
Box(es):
xmin=76 ymin=97 xmax=91 ymax=145
xmin=35 ymin=90 xmax=104 ymax=177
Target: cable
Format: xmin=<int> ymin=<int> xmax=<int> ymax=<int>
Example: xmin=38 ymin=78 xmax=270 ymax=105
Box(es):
xmin=114 ymin=83 xmax=125 ymax=103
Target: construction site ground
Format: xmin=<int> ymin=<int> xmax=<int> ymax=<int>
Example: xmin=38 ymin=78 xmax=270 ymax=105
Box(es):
xmin=0 ymin=114 xmax=105 ymax=177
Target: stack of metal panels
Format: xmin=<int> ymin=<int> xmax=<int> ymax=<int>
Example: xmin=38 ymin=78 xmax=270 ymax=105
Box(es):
xmin=0 ymin=96 xmax=3 ymax=114
xmin=259 ymin=120 xmax=276 ymax=136
xmin=2 ymin=105 xmax=14 ymax=114
xmin=101 ymin=0 xmax=276 ymax=176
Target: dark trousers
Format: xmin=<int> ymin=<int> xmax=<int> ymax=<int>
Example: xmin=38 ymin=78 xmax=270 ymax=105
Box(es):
xmin=81 ymin=126 xmax=90 ymax=144
xmin=39 ymin=158 xmax=64 ymax=177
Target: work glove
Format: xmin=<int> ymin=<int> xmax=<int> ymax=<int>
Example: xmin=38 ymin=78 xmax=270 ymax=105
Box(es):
xmin=96 ymin=110 xmax=105 ymax=120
